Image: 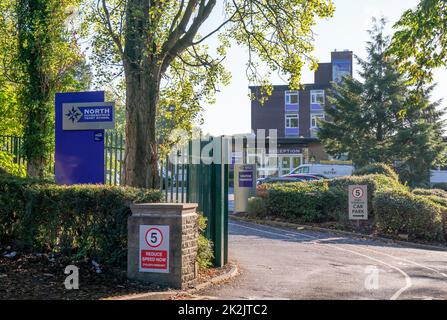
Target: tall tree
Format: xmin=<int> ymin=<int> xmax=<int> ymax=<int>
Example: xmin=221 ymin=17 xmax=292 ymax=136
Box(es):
xmin=91 ymin=0 xmax=335 ymax=188
xmin=14 ymin=0 xmax=85 ymax=178
xmin=0 ymin=0 xmax=22 ymax=136
xmin=390 ymin=86 xmax=446 ymax=185
xmin=319 ymin=18 xmax=406 ymax=168
xmin=389 ymin=0 xmax=447 ymax=87
xmin=319 ymin=18 xmax=446 ymax=184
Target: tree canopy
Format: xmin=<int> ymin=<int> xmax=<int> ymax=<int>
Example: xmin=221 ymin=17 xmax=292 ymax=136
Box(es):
xmin=89 ymin=0 xmax=335 ymax=187
xmin=390 ymin=0 xmax=447 ymax=86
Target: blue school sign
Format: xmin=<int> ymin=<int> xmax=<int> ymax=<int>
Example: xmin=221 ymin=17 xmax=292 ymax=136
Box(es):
xmin=55 ymin=92 xmax=115 ymax=185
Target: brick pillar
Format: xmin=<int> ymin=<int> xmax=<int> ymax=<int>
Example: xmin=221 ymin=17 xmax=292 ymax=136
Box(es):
xmin=127 ymin=203 xmax=199 ymax=289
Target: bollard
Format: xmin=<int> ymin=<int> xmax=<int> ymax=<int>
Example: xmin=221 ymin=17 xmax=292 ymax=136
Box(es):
xmin=127 ymin=203 xmax=199 ymax=289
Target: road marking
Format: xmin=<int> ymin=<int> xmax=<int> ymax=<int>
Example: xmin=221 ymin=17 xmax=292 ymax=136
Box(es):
xmin=230 ymin=221 xmax=413 ymax=300
xmin=350 ymin=245 xmax=447 ymax=279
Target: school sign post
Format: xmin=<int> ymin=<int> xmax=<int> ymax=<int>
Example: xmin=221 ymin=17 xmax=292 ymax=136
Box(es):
xmin=55 ymin=92 xmax=115 ymax=185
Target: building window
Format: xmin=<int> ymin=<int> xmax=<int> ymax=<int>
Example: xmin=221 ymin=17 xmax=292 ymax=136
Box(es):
xmin=285 ymin=91 xmax=299 ymax=105
xmin=311 ymin=90 xmax=325 ymax=105
xmin=311 ymin=114 xmax=325 ymax=128
xmin=285 ymin=114 xmax=299 ymax=128
xmin=333 ymin=60 xmax=352 ymax=83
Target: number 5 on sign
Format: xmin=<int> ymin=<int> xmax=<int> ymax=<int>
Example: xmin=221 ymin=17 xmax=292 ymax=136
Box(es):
xmin=145 ymin=228 xmax=163 ymax=248
xmin=349 ymin=185 xmax=368 ymax=220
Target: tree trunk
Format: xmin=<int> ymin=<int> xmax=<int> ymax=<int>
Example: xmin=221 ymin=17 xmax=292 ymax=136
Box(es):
xmin=122 ymin=65 xmax=160 ymax=189
xmin=27 ymin=156 xmax=45 ymax=178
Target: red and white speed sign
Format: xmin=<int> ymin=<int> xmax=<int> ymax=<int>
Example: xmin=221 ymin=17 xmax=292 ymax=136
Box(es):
xmin=352 ymin=187 xmax=364 ymax=199
xmin=139 ymin=225 xmax=170 ymax=273
xmin=145 ymin=228 xmax=163 ymax=248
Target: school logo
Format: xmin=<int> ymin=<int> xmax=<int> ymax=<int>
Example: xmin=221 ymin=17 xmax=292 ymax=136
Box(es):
xmin=65 ymin=107 xmax=82 ymax=123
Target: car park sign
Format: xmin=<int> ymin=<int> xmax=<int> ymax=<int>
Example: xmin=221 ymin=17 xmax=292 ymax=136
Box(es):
xmin=349 ymin=185 xmax=368 ymax=220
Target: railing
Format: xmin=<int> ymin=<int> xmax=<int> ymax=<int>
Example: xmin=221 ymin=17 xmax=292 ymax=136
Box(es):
xmin=0 ymin=135 xmax=54 ymax=174
xmin=104 ymin=131 xmax=187 ymax=203
xmin=0 ymin=135 xmax=25 ymax=167
xmin=104 ymin=131 xmax=125 ymax=186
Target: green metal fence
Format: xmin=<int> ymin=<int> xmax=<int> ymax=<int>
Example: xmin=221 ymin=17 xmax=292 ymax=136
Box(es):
xmin=104 ymin=131 xmax=125 ymax=185
xmin=0 ymin=135 xmax=25 ymax=167
xmin=186 ymin=137 xmax=229 ymax=267
xmin=0 ymin=135 xmax=52 ymax=174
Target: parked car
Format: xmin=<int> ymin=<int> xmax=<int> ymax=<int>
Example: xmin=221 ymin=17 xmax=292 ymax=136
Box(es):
xmin=257 ymin=176 xmax=304 ymax=185
xmin=289 ymin=164 xmax=354 ymax=179
xmin=283 ymin=174 xmax=322 ymax=181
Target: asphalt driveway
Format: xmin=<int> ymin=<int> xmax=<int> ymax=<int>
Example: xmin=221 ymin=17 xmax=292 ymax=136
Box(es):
xmin=199 ymin=219 xmax=447 ymax=300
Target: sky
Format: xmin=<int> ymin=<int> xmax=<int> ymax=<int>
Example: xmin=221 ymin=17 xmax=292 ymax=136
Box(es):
xmin=199 ymin=0 xmax=447 ymax=136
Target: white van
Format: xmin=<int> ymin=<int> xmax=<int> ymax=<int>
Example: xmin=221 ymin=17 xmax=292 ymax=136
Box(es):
xmin=289 ymin=164 xmax=354 ymax=179
xmin=430 ymin=169 xmax=447 ymax=183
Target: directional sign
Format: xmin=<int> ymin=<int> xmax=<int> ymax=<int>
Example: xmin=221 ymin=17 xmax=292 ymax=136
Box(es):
xmin=238 ymin=165 xmax=256 ymax=188
xmin=349 ymin=185 xmax=368 ymax=220
xmin=62 ymin=102 xmax=115 ymax=131
xmin=139 ymin=225 xmax=170 ymax=273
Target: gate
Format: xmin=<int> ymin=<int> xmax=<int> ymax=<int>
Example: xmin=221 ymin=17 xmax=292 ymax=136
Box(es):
xmin=185 ymin=137 xmax=229 ymax=268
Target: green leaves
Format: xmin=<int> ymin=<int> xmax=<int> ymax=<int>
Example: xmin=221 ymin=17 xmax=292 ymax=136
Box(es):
xmin=389 ymin=0 xmax=447 ymax=86
xmin=0 ymin=0 xmax=89 ymax=177
xmin=226 ymin=0 xmax=335 ymax=90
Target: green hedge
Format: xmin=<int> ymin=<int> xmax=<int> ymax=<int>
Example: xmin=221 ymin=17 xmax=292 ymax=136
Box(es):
xmin=413 ymin=188 xmax=447 ymax=198
xmin=373 ymin=190 xmax=444 ymax=242
xmin=0 ymin=174 xmax=163 ymax=266
xmin=258 ymin=175 xmax=405 ymax=223
xmin=264 ymin=180 xmax=329 ymax=222
xmin=326 ymin=174 xmax=407 ymax=221
xmin=354 ymin=163 xmax=399 ymax=181
xmin=431 ymin=183 xmax=447 ymax=191
xmin=255 ymin=173 xmax=446 ymax=242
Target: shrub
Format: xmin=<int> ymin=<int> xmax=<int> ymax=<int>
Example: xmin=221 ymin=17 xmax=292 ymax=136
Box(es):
xmin=259 ymin=175 xmax=406 ymax=223
xmin=328 ymin=174 xmax=408 ymax=220
xmin=431 ymin=183 xmax=447 ymax=191
xmin=196 ymin=214 xmax=214 ymax=270
xmin=247 ymin=197 xmax=267 ymax=217
xmin=354 ymin=163 xmax=399 ymax=181
xmin=264 ymin=180 xmax=329 ymax=222
xmin=321 ymin=185 xmax=349 ymax=222
xmin=373 ymin=190 xmax=444 ymax=242
xmin=0 ymin=174 xmax=163 ymax=266
xmin=412 ymin=188 xmax=447 ymax=198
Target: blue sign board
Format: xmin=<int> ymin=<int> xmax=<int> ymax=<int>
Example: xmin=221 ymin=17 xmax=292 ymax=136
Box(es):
xmin=55 ymin=92 xmax=106 ymax=185
xmin=238 ymin=165 xmax=255 ymax=188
